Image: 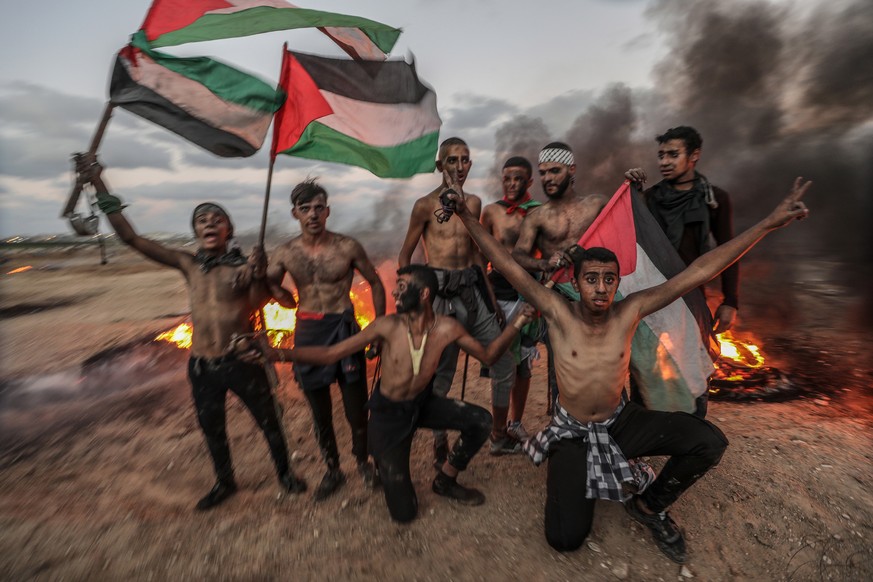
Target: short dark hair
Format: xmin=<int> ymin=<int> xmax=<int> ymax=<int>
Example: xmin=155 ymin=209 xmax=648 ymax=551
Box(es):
xmin=656 ymin=126 xmax=703 ymax=153
xmin=542 ymin=141 xmax=573 ymax=153
xmin=438 ymin=137 xmax=468 ymax=161
xmin=397 ymin=264 xmax=439 ymax=301
xmin=569 ymin=246 xmax=620 ymax=278
xmin=291 ymin=178 xmax=328 ymax=206
xmin=503 ymin=156 xmax=532 ymax=177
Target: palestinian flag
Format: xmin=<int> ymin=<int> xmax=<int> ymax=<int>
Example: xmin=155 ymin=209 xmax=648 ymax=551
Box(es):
xmin=110 ymin=32 xmax=284 ymax=157
xmin=578 ymin=181 xmax=719 ymax=412
xmin=271 ymin=50 xmax=441 ymax=178
xmin=141 ymin=0 xmax=401 ymax=59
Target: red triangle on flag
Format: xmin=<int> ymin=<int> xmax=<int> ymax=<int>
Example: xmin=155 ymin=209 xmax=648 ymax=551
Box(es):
xmin=271 ymin=50 xmax=334 ymax=158
xmin=577 ymin=181 xmax=638 ymax=276
xmin=142 ymin=0 xmax=233 ymax=42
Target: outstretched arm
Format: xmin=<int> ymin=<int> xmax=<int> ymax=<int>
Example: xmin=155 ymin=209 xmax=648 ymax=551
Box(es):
xmin=266 ymin=317 xmax=385 ymax=364
xmin=446 ymin=184 xmax=562 ymax=319
xmin=79 ymin=158 xmax=186 ymax=271
xmin=631 ymin=178 xmax=811 ymax=319
xmin=455 ymin=305 xmax=535 ymax=365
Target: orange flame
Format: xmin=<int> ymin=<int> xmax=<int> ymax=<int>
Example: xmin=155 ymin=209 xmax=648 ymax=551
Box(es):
xmin=6 ymin=265 xmax=33 ymax=275
xmin=716 ymin=331 xmax=765 ymax=369
xmin=156 ymin=289 xmax=378 ymax=351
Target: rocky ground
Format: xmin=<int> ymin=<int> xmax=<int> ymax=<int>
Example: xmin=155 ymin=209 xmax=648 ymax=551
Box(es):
xmin=1 ymin=245 xmax=871 ymax=581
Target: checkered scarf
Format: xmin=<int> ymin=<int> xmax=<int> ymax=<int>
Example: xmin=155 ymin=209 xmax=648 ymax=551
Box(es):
xmin=524 ymin=397 xmax=636 ymax=501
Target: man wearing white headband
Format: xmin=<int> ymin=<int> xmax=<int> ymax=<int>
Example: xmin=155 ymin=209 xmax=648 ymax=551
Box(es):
xmin=511 ymin=142 xmax=609 ymax=405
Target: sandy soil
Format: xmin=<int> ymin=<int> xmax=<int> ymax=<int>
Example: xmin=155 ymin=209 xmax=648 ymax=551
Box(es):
xmin=1 ymin=246 xmax=871 ymax=581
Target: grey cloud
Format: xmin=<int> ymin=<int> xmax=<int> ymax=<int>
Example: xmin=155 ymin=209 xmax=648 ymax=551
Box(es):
xmin=442 ymin=93 xmax=517 ymax=130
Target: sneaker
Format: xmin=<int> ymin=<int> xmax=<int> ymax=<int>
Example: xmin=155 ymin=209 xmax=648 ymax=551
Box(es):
xmin=357 ymin=461 xmax=381 ymax=490
xmin=279 ymin=472 xmax=307 ymax=494
xmin=313 ymin=469 xmax=346 ymax=502
xmin=195 ymin=479 xmax=237 ymax=511
xmin=625 ymin=495 xmax=687 ymax=563
xmin=432 ymin=472 xmax=485 ymax=506
xmin=489 ymin=434 xmax=522 ymax=456
xmin=506 ymin=420 xmax=530 ymax=442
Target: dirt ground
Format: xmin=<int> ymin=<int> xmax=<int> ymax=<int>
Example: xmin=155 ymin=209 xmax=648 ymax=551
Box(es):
xmin=1 ymin=246 xmax=871 ymax=581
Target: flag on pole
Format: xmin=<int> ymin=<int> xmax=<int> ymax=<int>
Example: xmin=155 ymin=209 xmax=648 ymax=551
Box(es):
xmin=578 ymin=181 xmax=719 ymax=412
xmin=110 ymin=32 xmax=284 ymax=157
xmin=141 ymin=0 xmax=401 ymax=59
xmin=271 ymin=49 xmax=441 ymax=178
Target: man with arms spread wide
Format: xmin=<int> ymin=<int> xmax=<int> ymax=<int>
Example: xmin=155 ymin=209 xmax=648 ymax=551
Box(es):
xmin=77 ymin=156 xmax=306 ymax=511
xmin=398 ymin=137 xmax=520 ymax=458
xmin=238 ymin=265 xmax=535 ymax=523
xmin=267 ymin=179 xmax=385 ymax=500
xmin=449 ymin=170 xmax=810 ymax=562
xmin=480 ymin=156 xmax=544 ymax=441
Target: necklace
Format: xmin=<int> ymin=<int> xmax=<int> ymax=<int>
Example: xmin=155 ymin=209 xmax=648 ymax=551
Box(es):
xmin=406 ymin=316 xmax=436 ymax=377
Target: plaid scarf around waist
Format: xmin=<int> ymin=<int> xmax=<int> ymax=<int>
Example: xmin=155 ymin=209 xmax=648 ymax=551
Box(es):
xmin=523 ymin=397 xmax=636 ymax=501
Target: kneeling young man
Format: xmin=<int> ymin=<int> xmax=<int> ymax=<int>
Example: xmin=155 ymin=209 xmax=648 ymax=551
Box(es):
xmin=238 ymin=265 xmax=533 ymax=523
xmin=447 ymin=173 xmax=810 ymax=562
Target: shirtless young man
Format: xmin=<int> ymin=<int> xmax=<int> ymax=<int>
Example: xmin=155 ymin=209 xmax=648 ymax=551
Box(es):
xmin=77 ymin=158 xmax=306 ymax=511
xmin=267 ymin=179 xmax=386 ymax=501
xmin=236 ymin=265 xmax=534 ymax=523
xmin=511 ymin=142 xmax=609 ymax=405
xmin=480 ymin=156 xmax=543 ymax=441
xmin=398 ymin=137 xmax=520 ymax=459
xmin=449 ymin=175 xmax=811 ymax=562
xmin=511 ymin=142 xmax=609 ymax=300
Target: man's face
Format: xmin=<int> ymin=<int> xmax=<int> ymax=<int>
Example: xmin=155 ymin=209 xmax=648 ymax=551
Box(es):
xmin=437 ymin=145 xmax=472 ymax=186
xmin=576 ymin=261 xmax=619 ymax=313
xmin=502 ymin=166 xmax=532 ymax=202
xmin=292 ymin=193 xmax=329 ymax=235
xmin=193 ymin=211 xmax=231 ymax=252
xmin=538 ymin=162 xmax=575 ymax=199
xmin=657 ymin=139 xmax=699 ymax=182
xmin=393 ymin=275 xmax=423 ymax=314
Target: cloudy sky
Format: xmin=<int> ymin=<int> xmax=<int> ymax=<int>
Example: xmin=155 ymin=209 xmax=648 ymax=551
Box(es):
xmin=0 ymin=0 xmax=669 ymax=238
xmin=1 ymin=0 xmax=870 ymax=252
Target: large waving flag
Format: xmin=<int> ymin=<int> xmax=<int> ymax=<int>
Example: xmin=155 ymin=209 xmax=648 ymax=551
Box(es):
xmin=271 ymin=50 xmax=441 ymax=178
xmin=578 ymin=181 xmax=719 ymax=412
xmin=141 ymin=0 xmax=401 ymax=59
xmin=110 ymin=31 xmax=284 ymax=157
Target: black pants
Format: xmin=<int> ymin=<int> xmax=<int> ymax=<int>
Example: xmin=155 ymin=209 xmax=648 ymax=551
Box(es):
xmin=188 ymin=357 xmax=290 ymax=482
xmin=303 ymin=375 xmax=369 ymax=471
xmin=545 ymin=402 xmax=728 ymax=552
xmin=373 ymin=394 xmax=492 ymax=523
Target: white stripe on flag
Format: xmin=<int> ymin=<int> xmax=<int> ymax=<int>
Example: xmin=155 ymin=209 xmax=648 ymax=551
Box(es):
xmin=317 ymin=90 xmax=442 ymax=147
xmin=620 ymin=243 xmax=715 ymax=397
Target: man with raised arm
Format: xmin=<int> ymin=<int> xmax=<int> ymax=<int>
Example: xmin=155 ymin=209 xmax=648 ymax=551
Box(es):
xmin=448 ymin=174 xmax=810 ymax=562
xmin=398 ymin=137 xmax=521 ymax=460
xmin=76 ymin=156 xmax=306 ymax=511
xmin=236 ymin=265 xmax=535 ymax=523
xmin=480 ymin=156 xmax=544 ymax=441
xmin=266 ymin=179 xmax=385 ymax=501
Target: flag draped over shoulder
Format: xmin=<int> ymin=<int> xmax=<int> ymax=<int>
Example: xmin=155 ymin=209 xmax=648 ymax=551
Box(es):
xmin=578 ymin=181 xmax=719 ymax=413
xmin=271 ymin=50 xmax=441 ymax=178
xmin=110 ymin=31 xmax=284 ymax=157
xmin=141 ymin=0 xmax=401 ymax=59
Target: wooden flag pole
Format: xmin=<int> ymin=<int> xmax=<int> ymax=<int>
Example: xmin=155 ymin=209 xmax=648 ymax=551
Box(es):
xmin=258 ymin=155 xmax=276 ymax=247
xmin=62 ymin=102 xmax=115 ymax=219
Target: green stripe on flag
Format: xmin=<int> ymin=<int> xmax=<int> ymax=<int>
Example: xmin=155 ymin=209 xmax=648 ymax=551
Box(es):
xmin=149 ymin=7 xmax=401 ymax=52
xmin=278 ymin=122 xmax=438 ymax=178
xmin=131 ymin=32 xmax=284 ymax=115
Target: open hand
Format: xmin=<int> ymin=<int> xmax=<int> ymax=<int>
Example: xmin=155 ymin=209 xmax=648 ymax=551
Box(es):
xmin=764 ymin=177 xmax=811 ymax=230
xmin=624 ymin=167 xmax=647 ymax=184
